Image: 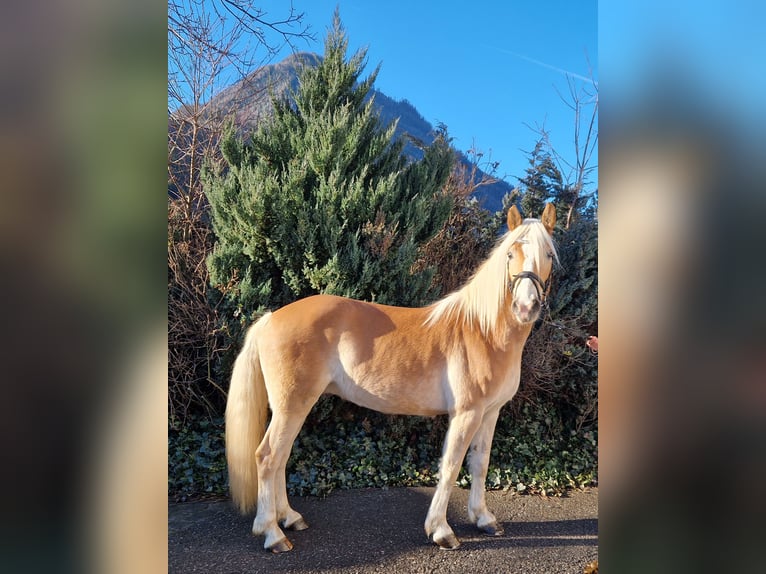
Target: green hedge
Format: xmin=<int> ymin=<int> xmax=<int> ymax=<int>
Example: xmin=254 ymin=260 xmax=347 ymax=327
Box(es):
xmin=169 ymin=394 xmax=596 ymax=501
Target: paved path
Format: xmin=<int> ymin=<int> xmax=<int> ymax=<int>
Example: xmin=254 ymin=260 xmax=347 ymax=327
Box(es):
xmin=169 ymin=487 xmax=598 ymax=573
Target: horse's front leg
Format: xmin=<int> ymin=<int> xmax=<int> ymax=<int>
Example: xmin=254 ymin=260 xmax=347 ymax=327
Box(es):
xmin=425 ymin=409 xmax=483 ymax=550
xmin=467 ymin=407 xmax=504 ymax=536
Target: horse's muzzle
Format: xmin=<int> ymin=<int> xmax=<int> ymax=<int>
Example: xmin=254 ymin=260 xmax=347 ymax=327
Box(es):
xmin=512 ymin=298 xmax=541 ymax=324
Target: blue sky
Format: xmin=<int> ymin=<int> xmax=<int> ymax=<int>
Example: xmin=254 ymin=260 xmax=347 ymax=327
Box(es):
xmin=210 ymin=1 xmax=598 ymax=191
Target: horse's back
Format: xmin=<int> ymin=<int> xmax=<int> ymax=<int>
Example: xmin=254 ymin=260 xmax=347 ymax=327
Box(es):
xmin=255 ymin=294 xmax=403 ymax=379
xmin=265 ymin=294 xmax=397 ymax=340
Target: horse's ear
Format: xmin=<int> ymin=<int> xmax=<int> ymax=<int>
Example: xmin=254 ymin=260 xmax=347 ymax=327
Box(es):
xmin=541 ymin=203 xmax=556 ymax=235
xmin=507 ymin=205 xmax=523 ymax=231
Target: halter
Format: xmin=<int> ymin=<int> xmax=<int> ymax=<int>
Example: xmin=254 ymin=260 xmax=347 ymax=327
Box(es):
xmin=507 ymin=248 xmax=551 ymax=306
xmin=509 ymin=270 xmax=549 ymax=304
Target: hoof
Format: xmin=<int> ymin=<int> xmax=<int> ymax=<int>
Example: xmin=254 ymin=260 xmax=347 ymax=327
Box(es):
xmin=433 ymin=532 xmax=461 ymax=550
xmin=285 ymin=517 xmax=309 ymax=531
xmin=267 ymin=537 xmax=293 ymax=554
xmin=479 ymin=522 xmax=504 ymax=537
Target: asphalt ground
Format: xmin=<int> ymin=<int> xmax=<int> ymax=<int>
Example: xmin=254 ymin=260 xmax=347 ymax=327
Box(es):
xmin=169 ymin=486 xmax=598 ymax=573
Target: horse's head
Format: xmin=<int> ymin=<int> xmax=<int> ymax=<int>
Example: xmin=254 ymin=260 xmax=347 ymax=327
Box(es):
xmin=505 ymin=203 xmax=557 ymax=325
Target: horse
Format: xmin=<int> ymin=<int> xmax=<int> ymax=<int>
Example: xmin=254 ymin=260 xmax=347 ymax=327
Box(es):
xmin=225 ymin=203 xmax=558 ymax=553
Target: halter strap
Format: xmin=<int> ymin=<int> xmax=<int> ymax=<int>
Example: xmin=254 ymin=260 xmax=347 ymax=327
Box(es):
xmin=509 ymin=270 xmax=549 ymax=303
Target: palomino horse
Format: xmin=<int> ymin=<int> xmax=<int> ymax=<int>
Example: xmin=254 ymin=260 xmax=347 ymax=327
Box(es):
xmin=225 ymin=204 xmax=558 ymax=552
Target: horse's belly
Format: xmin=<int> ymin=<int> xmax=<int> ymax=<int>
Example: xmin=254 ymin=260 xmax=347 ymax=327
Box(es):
xmin=324 ymin=375 xmax=447 ymax=417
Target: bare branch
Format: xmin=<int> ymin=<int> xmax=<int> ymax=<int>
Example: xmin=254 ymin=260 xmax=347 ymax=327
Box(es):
xmin=523 ymin=63 xmax=598 ymax=229
xmin=168 ymin=0 xmax=314 ymax=419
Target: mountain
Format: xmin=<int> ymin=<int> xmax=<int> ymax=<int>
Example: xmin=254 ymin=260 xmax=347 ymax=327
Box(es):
xmin=175 ymin=52 xmax=512 ymax=212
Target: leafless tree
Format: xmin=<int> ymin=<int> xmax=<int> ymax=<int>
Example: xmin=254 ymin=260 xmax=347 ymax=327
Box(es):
xmin=527 ymin=63 xmax=598 ymax=229
xmin=168 ymin=0 xmax=313 ymax=212
xmin=167 ymin=1 xmax=313 ymax=421
xmin=557 ymin=71 xmax=598 ymax=228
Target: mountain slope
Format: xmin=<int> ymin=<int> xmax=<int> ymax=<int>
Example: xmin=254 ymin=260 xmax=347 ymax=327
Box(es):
xmin=178 ymin=52 xmax=512 ymax=211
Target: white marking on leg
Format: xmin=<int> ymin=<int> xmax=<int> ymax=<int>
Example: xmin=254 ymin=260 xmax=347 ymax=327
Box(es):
xmin=425 ymin=410 xmax=483 ymax=548
xmin=468 ymin=408 xmax=502 ymax=533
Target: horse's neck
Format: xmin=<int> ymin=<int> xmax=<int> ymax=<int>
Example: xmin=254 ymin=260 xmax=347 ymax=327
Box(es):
xmin=485 ymin=306 xmax=534 ymax=350
xmin=464 ymin=306 xmax=532 ymax=352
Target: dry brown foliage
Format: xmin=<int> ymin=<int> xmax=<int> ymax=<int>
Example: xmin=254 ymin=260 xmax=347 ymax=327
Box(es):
xmin=414 ymin=158 xmax=500 ymax=295
xmin=168 ymin=194 xmax=232 ymax=423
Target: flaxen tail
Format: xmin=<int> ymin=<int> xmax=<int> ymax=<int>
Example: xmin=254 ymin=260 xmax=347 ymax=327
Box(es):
xmin=225 ymin=313 xmax=271 ymax=514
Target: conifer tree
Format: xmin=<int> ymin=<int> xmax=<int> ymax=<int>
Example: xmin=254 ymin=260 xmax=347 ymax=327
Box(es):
xmin=510 ymin=139 xmax=567 ymax=224
xmin=204 ymin=13 xmax=454 ymax=317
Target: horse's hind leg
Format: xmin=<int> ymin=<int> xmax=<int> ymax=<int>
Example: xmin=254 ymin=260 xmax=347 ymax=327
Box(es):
xmin=276 ymin=464 xmax=308 ymax=531
xmin=252 ymin=408 xmax=311 ymax=552
xmin=467 ymin=407 xmax=503 ymax=536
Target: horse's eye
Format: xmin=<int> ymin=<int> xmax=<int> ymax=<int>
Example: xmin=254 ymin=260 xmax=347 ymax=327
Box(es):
xmin=507 ymin=252 xmax=513 ymax=260
xmin=547 ymin=251 xmax=554 ymax=259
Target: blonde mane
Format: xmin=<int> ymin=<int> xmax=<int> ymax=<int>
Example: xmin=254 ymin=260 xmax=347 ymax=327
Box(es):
xmin=425 ymin=218 xmax=557 ymax=337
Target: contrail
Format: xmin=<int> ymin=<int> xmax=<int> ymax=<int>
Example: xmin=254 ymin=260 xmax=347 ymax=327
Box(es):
xmin=486 ymin=45 xmax=596 ymax=85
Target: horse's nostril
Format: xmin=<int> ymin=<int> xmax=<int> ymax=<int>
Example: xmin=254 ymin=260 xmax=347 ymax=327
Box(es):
xmin=513 ymin=298 xmax=541 ymax=323
xmin=518 ymin=299 xmax=537 ymax=313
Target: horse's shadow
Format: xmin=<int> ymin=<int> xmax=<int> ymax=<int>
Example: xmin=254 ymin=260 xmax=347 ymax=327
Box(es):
xmin=168 ymin=487 xmax=598 ymax=573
